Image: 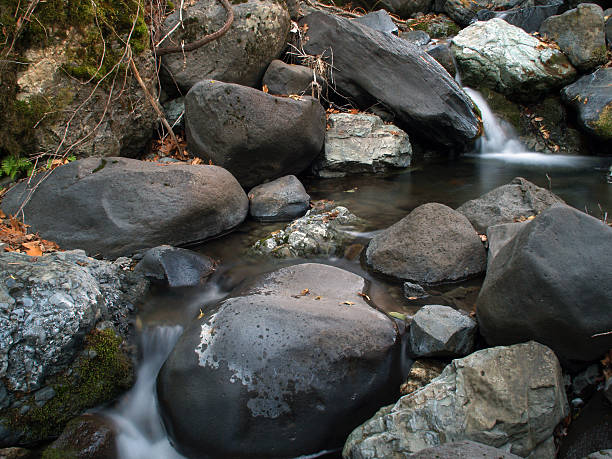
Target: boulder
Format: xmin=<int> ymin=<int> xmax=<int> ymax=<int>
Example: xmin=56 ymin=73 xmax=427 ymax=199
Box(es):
xmin=1 ymin=158 xmax=248 ymax=258
xmin=247 ymin=175 xmax=310 ymax=222
xmin=403 ymin=282 xmax=428 ymax=299
xmin=135 ymin=246 xmax=215 ymax=287
xmin=43 ymin=414 xmax=117 ymax=459
xmin=374 ymin=0 xmax=434 ymax=18
xmin=409 ymin=305 xmax=476 ymax=358
xmin=0 ymin=250 xmax=145 ymax=446
xmin=262 ymin=60 xmax=322 ymax=97
xmin=456 ymin=177 xmax=565 ymax=233
xmin=476 ymin=0 xmax=564 ymax=33
xmin=407 ymin=440 xmax=522 ymax=458
xmin=251 ymin=202 xmax=360 ymax=258
xmin=352 ymin=10 xmax=398 ymax=35
xmin=300 ymin=12 xmax=481 ymax=151
xmin=405 ymin=14 xmax=461 ymax=38
xmin=159 ymin=0 xmax=290 ymax=92
xmin=486 ymin=221 xmax=529 ymax=268
xmin=185 ymin=80 xmax=326 ymax=188
xmin=343 ymin=341 xmax=568 ymax=458
xmin=476 ymin=205 xmax=612 ymax=364
xmin=425 ymin=42 xmax=456 ymax=77
xmin=403 ymin=30 xmax=430 ymax=46
xmin=399 ymin=359 xmax=446 ymax=396
xmin=365 ymin=203 xmax=486 ymax=285
xmin=444 ymin=0 xmax=523 ymax=26
xmin=157 ymin=263 xmax=402 ymax=458
xmin=451 ymin=19 xmax=577 ymax=98
xmin=540 ymin=4 xmax=607 ymax=73
xmin=315 ymin=113 xmax=412 ymax=177
xmin=561 ymin=67 xmax=612 ymax=142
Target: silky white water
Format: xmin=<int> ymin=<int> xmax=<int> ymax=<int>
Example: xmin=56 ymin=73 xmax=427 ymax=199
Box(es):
xmin=107 ymin=326 xmax=185 ymax=459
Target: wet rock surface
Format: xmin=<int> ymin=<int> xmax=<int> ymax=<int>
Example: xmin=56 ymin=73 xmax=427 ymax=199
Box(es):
xmin=159 ymin=0 xmax=290 ymax=92
xmin=300 ymin=12 xmax=481 ymax=151
xmin=135 ymin=245 xmax=215 ymax=288
xmin=157 ymin=263 xmax=402 ymax=458
xmin=343 ymin=341 xmax=568 ymax=458
xmin=477 ymin=205 xmax=612 ymax=365
xmin=1 ymin=158 xmax=249 ymax=258
xmin=452 ymin=18 xmax=577 ymax=98
xmin=186 ymin=80 xmax=326 ymax=188
xmin=366 ymin=203 xmax=486 ymax=285
xmin=43 ymin=414 xmax=117 ymax=459
xmin=456 ymin=177 xmax=565 ymax=233
xmin=248 ymin=175 xmax=310 ymax=222
xmin=407 ymin=440 xmax=522 ymax=458
xmin=316 ymin=113 xmax=412 ymax=177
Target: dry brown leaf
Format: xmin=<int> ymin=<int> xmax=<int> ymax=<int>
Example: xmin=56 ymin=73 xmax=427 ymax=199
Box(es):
xmin=301 ymin=288 xmax=310 ymax=296
xmin=357 ymin=292 xmax=370 ymax=301
xmin=262 ymin=84 xmax=269 ymax=93
xmin=22 ymin=242 xmax=43 ymax=257
xmin=407 ymin=296 xmax=418 ymax=300
xmin=314 ymin=296 xmax=322 ymax=300
xmin=340 ymin=301 xmax=355 ymax=305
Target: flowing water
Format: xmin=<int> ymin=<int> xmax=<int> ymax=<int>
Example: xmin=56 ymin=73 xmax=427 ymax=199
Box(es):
xmin=106 ymin=89 xmax=612 ymax=458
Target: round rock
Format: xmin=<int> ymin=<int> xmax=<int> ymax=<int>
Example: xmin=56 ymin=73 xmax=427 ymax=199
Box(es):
xmin=248 ymin=175 xmax=310 ymax=222
xmin=157 ymin=263 xmax=402 ymax=458
xmin=366 ymin=203 xmax=486 ymax=285
xmin=135 ymin=245 xmax=215 ymax=287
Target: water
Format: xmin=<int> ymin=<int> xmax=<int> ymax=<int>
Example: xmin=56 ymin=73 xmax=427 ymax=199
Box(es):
xmin=106 ymin=88 xmax=611 ymax=458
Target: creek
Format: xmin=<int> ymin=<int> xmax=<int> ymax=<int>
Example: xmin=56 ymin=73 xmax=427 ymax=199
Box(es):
xmin=106 ymin=89 xmax=612 ymax=459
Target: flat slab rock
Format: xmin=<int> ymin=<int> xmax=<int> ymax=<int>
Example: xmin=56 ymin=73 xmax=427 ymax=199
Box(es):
xmin=343 ymin=341 xmax=568 ymax=458
xmin=1 ymin=157 xmax=248 ymax=258
xmin=157 ymin=263 xmax=402 ymax=458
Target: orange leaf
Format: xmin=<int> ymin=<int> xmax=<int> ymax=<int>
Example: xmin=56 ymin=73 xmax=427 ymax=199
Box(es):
xmin=262 ymin=84 xmax=269 ymax=93
xmin=0 ymin=209 xmax=5 ymax=219
xmin=22 ymin=242 xmax=43 ymax=257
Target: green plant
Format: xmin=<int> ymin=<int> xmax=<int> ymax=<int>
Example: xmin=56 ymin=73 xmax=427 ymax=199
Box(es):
xmin=1 ymin=155 xmax=32 ymax=179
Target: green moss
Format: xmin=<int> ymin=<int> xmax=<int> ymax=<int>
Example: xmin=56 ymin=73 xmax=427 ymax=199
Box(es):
xmin=5 ymin=329 xmax=134 ymax=442
xmin=480 ymin=88 xmax=521 ymax=130
xmin=593 ymin=103 xmax=612 ymax=140
xmin=42 ymin=448 xmax=77 ymax=459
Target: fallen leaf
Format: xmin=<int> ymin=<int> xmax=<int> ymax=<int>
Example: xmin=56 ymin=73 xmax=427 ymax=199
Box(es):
xmin=533 ymin=116 xmax=543 ymax=122
xmin=301 ymin=288 xmax=310 ymax=296
xmin=0 ymin=209 xmax=5 ymax=219
xmin=198 ymin=309 xmax=205 ymax=319
xmin=314 ymin=296 xmax=322 ymax=300
xmin=407 ymin=296 xmax=418 ymax=300
xmin=479 ymin=234 xmax=488 ymax=242
xmin=357 ymin=292 xmax=370 ymax=301
xmin=22 ymin=242 xmax=43 ymax=257
xmin=191 ymin=157 xmax=203 ymax=165
xmin=388 ymin=311 xmax=407 ymax=320
xmin=340 ymin=301 xmax=355 ymax=306
xmin=262 ymin=84 xmax=269 ymax=93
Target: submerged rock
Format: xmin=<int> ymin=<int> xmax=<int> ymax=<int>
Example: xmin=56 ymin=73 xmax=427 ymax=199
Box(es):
xmin=561 ymin=67 xmax=612 ymax=142
xmin=452 ymin=19 xmax=577 ymax=98
xmin=247 ymin=175 xmax=310 ymax=222
xmin=186 ymin=80 xmax=326 ymax=188
xmin=456 ymin=177 xmax=565 ymax=233
xmin=157 ymin=263 xmax=402 ymax=458
xmin=1 ymin=157 xmax=248 ymax=258
xmin=251 ymin=202 xmax=360 ymax=258
xmin=159 ymin=0 xmax=290 ymax=92
xmin=135 ymin=245 xmax=215 ymax=287
xmin=365 ymin=203 xmax=486 ymax=285
xmin=315 ymin=113 xmax=412 ymax=177
xmin=300 ymin=12 xmax=481 ymax=151
xmin=477 ymin=205 xmax=612 ymax=365
xmin=343 ymin=341 xmax=568 ymax=458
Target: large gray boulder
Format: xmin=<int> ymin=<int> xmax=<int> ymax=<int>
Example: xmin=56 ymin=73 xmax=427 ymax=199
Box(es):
xmin=300 ymin=12 xmax=481 ymax=151
xmin=451 ymin=19 xmax=577 ymax=98
xmin=539 ymin=3 xmax=607 ymax=73
xmin=477 ymin=206 xmax=612 ymax=365
xmin=315 ymin=113 xmax=412 ymax=177
xmin=185 ymin=80 xmax=326 ymax=188
xmin=159 ymin=0 xmax=290 ymax=92
xmin=409 ymin=305 xmax=477 ymax=358
xmin=456 ymin=177 xmax=565 ymax=233
xmin=365 ymin=203 xmax=486 ymax=285
xmin=343 ymin=341 xmax=569 ymax=458
xmin=486 ymin=221 xmax=529 ymax=268
xmin=561 ymin=67 xmax=612 ymax=142
xmin=157 ymin=263 xmax=402 ymax=458
xmin=0 ymin=250 xmax=147 ymax=446
xmin=247 ymin=175 xmax=310 ymax=222
xmin=1 ymin=158 xmax=248 ymax=258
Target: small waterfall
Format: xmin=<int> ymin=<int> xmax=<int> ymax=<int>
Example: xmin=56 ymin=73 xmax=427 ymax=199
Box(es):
xmin=464 ymin=87 xmax=525 ymax=154
xmin=107 ymin=326 xmax=185 ymax=459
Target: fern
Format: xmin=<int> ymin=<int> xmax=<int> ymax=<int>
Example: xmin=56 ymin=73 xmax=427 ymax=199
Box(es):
xmin=1 ymin=155 xmax=33 ymax=179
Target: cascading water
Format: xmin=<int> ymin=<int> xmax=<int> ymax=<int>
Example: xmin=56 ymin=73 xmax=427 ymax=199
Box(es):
xmin=463 ymin=87 xmax=525 ymax=154
xmin=106 ymin=326 xmax=185 ymax=459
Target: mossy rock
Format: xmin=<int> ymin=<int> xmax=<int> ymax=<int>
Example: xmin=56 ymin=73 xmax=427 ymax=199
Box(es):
xmin=2 ymin=328 xmax=134 ymax=445
xmin=479 ymin=88 xmax=521 ymax=130
xmin=407 ymin=14 xmax=461 ymax=38
xmin=593 ymin=103 xmax=612 ymax=140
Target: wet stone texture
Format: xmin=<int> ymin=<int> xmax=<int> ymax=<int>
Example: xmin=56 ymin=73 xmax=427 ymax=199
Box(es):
xmin=157 ymin=263 xmax=403 ymax=459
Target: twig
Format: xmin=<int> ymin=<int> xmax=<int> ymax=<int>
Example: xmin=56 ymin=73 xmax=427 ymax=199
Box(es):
xmin=155 ymin=0 xmax=234 ymax=56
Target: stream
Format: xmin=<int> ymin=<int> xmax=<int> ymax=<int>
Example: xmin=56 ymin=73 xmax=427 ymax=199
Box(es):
xmin=105 ymin=89 xmax=612 ymax=459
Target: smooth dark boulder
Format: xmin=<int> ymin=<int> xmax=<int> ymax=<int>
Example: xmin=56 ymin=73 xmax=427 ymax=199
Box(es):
xmin=456 ymin=177 xmax=565 ymax=233
xmin=262 ymin=60 xmax=322 ymax=96
xmin=135 ymin=245 xmax=215 ymax=287
xmin=352 ymin=10 xmax=398 ymax=34
xmin=477 ymin=206 xmax=612 ymax=364
xmin=561 ymin=68 xmax=612 ymax=142
xmin=1 ymin=158 xmax=248 ymax=258
xmin=476 ymin=0 xmax=564 ymax=33
xmin=186 ymin=80 xmax=326 ymax=188
xmin=366 ymin=203 xmax=486 ymax=285
xmin=300 ymin=12 xmax=481 ymax=151
xmin=374 ymin=0 xmax=433 ymax=18
xmin=247 ymin=175 xmax=310 ymax=222
xmin=157 ymin=263 xmax=402 ymax=458
xmin=159 ymin=0 xmax=289 ymax=92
